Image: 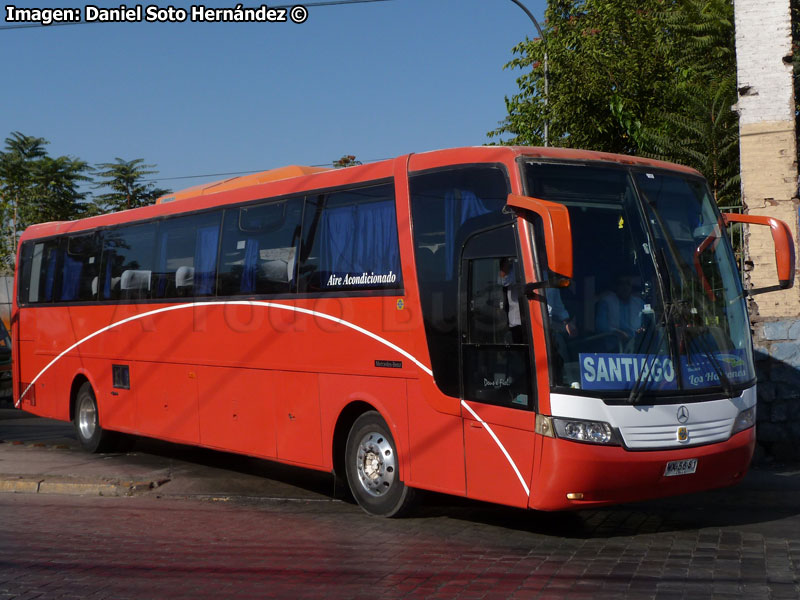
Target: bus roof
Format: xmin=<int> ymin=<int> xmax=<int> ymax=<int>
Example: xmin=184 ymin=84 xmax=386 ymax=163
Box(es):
xmin=155 ymin=165 xmax=331 ymax=204
xmin=20 ymin=146 xmax=701 ymax=241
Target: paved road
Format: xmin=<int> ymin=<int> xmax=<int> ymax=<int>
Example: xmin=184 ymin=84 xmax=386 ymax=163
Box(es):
xmin=1 ymin=409 xmax=799 ymax=599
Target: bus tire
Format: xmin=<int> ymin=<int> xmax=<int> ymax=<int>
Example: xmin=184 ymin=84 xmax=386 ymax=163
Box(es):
xmin=73 ymin=382 xmax=116 ymax=453
xmin=345 ymin=411 xmax=415 ymax=517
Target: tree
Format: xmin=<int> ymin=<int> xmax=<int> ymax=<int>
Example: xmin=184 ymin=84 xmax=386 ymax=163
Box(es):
xmin=0 ymin=132 xmax=90 ymax=270
xmin=333 ymin=155 xmax=362 ymax=168
xmin=639 ymin=0 xmax=740 ymax=207
xmin=91 ymin=158 xmax=169 ymax=212
xmin=639 ymin=76 xmax=740 ymax=206
xmin=24 ymin=156 xmax=91 ymax=224
xmin=490 ymin=0 xmax=741 ymax=205
xmin=490 ymin=0 xmax=678 ymax=153
xmin=0 ymin=132 xmax=48 ymax=263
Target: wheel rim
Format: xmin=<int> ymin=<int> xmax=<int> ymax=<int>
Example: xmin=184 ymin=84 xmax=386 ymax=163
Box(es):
xmin=77 ymin=395 xmax=97 ymax=441
xmin=355 ymin=430 xmax=396 ymax=497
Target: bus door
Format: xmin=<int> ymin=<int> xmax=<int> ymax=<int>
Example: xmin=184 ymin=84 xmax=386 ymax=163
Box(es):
xmin=459 ymin=225 xmax=536 ymax=508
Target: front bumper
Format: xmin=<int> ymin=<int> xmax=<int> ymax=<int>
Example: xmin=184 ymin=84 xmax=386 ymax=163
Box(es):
xmin=530 ymin=426 xmax=755 ymax=510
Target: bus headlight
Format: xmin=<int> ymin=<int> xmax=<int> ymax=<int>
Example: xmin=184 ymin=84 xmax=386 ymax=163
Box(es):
xmin=732 ymin=406 xmax=756 ymax=434
xmin=552 ymin=418 xmax=619 ymax=445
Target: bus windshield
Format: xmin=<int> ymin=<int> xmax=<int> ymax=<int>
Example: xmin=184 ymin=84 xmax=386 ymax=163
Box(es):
xmin=523 ymin=161 xmax=753 ymax=398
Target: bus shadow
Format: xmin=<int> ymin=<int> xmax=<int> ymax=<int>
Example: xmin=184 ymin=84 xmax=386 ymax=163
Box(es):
xmin=119 ymin=431 xmax=800 ymax=538
xmin=120 ymin=435 xmax=341 ymax=501
xmin=414 ymin=466 xmax=800 ymax=538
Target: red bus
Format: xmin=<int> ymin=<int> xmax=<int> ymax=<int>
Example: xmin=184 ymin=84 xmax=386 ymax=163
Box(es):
xmin=12 ymin=146 xmax=794 ymax=516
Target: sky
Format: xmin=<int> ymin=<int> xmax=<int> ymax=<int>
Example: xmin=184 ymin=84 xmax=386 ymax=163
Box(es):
xmin=1 ymin=0 xmax=547 ymax=193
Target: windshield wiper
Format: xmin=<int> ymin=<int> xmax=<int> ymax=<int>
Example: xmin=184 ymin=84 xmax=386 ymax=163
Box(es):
xmin=682 ymin=325 xmax=735 ymax=397
xmin=625 ymin=299 xmax=673 ymax=405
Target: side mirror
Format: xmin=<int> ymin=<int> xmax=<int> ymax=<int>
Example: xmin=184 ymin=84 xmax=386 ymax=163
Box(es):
xmin=722 ymin=213 xmax=795 ymax=289
xmin=506 ymin=193 xmax=573 ymax=279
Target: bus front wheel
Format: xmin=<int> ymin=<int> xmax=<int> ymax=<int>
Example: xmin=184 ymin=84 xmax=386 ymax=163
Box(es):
xmin=345 ymin=411 xmax=415 ymax=517
xmin=74 ymin=382 xmax=116 ymax=453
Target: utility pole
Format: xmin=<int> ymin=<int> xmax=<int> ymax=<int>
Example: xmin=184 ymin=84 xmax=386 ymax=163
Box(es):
xmin=508 ymin=0 xmax=549 ymax=147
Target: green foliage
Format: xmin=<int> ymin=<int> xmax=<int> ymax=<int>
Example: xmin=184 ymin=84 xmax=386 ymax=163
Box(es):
xmin=491 ymin=0 xmax=740 ymax=206
xmin=0 ymin=133 xmax=169 ymax=272
xmin=91 ymin=158 xmax=169 ymax=213
xmin=0 ymin=132 xmax=90 ymax=271
xmin=23 ymin=156 xmax=91 ymax=224
xmin=639 ymin=76 xmax=741 ymax=206
xmin=333 ymin=155 xmax=362 ymax=168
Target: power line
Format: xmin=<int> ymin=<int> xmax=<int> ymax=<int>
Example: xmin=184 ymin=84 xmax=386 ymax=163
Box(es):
xmin=140 ymin=156 xmax=392 ymax=184
xmin=0 ymin=0 xmax=393 ymax=31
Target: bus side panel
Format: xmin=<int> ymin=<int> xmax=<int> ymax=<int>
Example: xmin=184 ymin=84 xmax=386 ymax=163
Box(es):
xmin=197 ymin=366 xmax=277 ymax=458
xmin=92 ymin=359 xmax=136 ymax=434
xmin=275 ymin=371 xmax=323 ymax=467
xmin=17 ymin=305 xmax=62 ymax=418
xmin=16 ymin=339 xmax=42 ymax=412
xmin=134 ymin=361 xmax=200 ymax=445
xmin=405 ymin=380 xmax=466 ymax=496
xmin=463 ymin=413 xmax=534 ymax=508
xmin=319 ymin=373 xmax=409 ymax=475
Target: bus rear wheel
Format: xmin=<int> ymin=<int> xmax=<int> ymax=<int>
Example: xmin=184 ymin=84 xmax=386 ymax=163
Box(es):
xmin=74 ymin=382 xmax=116 ymax=453
xmin=345 ymin=411 xmax=415 ymax=517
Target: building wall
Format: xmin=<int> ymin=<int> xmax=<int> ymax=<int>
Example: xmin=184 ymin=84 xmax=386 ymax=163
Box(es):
xmin=734 ymin=0 xmax=800 ymax=460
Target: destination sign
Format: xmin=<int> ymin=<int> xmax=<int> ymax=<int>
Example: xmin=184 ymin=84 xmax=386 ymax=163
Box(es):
xmin=579 ymin=349 xmax=750 ymax=391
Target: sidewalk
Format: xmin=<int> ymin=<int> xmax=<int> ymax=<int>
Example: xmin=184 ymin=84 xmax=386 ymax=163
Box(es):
xmin=0 ymin=407 xmax=338 ymax=502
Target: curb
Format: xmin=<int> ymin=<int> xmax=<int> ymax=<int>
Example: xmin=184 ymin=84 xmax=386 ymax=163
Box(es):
xmin=0 ymin=476 xmax=170 ymax=496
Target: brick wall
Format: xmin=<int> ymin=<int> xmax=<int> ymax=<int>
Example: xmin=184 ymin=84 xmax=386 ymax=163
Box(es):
xmin=734 ymin=0 xmax=800 ymax=460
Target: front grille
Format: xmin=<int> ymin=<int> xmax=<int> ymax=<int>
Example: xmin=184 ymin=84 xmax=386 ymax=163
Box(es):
xmin=621 ymin=417 xmax=734 ymax=449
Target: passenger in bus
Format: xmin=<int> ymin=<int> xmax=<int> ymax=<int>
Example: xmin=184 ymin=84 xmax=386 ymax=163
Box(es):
xmin=499 ymin=258 xmax=577 ymax=343
xmin=498 ymin=258 xmax=524 ymax=344
xmin=545 ymin=287 xmax=577 ymax=338
xmin=596 ymin=275 xmax=645 ymax=349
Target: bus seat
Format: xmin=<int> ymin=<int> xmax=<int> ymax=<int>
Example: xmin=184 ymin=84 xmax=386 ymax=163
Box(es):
xmin=175 ymin=266 xmax=195 ymax=289
xmin=91 ymin=276 xmax=98 ymax=297
xmin=120 ymin=269 xmax=152 ymax=299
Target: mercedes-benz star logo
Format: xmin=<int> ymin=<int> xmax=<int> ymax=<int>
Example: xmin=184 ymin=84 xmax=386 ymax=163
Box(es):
xmin=677 ymin=405 xmax=690 ymax=424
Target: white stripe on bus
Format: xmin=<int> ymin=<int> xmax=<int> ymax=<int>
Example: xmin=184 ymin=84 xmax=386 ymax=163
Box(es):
xmin=461 ymin=399 xmax=531 ymax=498
xmin=16 ymin=301 xmax=529 ymax=499
xmin=16 ymin=300 xmax=433 ymax=408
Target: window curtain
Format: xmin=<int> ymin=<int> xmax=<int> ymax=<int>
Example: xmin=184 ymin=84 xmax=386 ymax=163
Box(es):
xmin=154 ymin=230 xmax=170 ymax=298
xmin=320 ymin=200 xmax=399 ymax=279
xmin=240 ymin=239 xmax=260 ymax=293
xmin=354 ymin=200 xmax=399 ymax=275
xmin=194 ymin=226 xmax=219 ymax=296
xmin=59 ymin=254 xmax=82 ymax=301
xmin=444 ymin=190 xmax=491 ymax=280
xmin=321 ymin=204 xmax=357 ymax=275
xmin=102 ymin=254 xmax=113 ymax=300
xmin=43 ymin=249 xmax=57 ymax=302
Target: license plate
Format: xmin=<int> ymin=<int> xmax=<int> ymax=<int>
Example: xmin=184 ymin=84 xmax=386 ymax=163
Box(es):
xmin=664 ymin=458 xmax=697 ymax=477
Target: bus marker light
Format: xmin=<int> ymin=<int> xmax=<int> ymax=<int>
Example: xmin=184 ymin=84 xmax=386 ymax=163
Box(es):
xmin=566 ymin=493 xmax=584 ymax=500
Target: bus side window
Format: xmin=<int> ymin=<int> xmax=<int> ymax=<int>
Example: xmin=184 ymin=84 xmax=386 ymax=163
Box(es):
xmin=217 ymin=198 xmax=303 ymax=296
xmin=298 ymin=183 xmax=402 ymax=293
xmin=409 ymin=165 xmax=512 ymax=399
xmin=58 ymin=233 xmax=102 ymax=303
xmin=153 ymin=211 xmax=221 ymax=298
xmin=24 ymin=240 xmax=60 ymax=304
xmin=100 ymin=224 xmax=156 ymax=301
